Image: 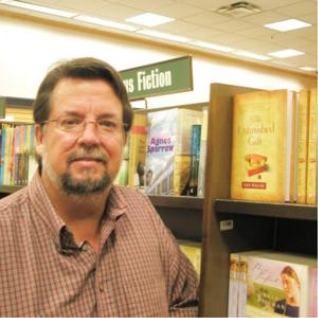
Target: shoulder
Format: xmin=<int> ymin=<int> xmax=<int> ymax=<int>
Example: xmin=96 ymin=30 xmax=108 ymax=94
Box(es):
xmin=111 ymin=185 xmax=154 ymax=208
xmin=0 ymin=187 xmax=30 ymax=217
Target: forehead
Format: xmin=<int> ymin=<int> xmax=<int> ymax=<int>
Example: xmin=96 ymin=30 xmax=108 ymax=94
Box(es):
xmin=51 ymin=77 xmax=123 ymax=117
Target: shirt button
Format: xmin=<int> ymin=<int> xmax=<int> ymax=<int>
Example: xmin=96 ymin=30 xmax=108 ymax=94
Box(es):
xmin=99 ymin=282 xmax=104 ymax=292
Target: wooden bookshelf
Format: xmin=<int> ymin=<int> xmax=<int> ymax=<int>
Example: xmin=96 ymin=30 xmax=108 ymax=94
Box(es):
xmin=199 ymin=83 xmax=317 ymax=317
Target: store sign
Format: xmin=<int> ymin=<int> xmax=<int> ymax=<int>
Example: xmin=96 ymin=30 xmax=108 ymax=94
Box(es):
xmin=120 ymin=56 xmax=193 ymax=100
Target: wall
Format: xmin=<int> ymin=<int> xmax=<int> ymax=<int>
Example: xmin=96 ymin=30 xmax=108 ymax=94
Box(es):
xmin=0 ymin=11 xmax=316 ymax=109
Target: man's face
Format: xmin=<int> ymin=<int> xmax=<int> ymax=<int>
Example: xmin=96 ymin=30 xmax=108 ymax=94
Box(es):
xmin=35 ymin=77 xmax=126 ymax=196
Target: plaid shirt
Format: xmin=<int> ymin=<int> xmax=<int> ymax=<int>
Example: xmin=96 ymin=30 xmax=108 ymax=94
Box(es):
xmin=0 ymin=172 xmax=199 ymax=317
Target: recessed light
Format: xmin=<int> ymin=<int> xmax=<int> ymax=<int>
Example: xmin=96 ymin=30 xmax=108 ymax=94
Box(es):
xmin=126 ymin=13 xmax=174 ymax=27
xmin=268 ymin=49 xmax=305 ymax=58
xmin=74 ymin=15 xmax=138 ymax=32
xmin=137 ymin=29 xmax=189 ymax=43
xmin=232 ymin=50 xmax=271 ymax=61
xmin=0 ymin=0 xmax=76 ymax=18
xmin=299 ymin=66 xmax=316 ymax=72
xmin=264 ymin=19 xmax=311 ymax=32
xmin=190 ymin=41 xmax=235 ymax=53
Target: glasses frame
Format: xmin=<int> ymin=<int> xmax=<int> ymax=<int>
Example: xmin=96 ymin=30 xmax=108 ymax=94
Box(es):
xmin=40 ymin=116 xmax=128 ymax=135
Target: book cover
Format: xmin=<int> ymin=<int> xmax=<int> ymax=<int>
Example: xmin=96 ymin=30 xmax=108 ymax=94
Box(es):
xmin=178 ymin=240 xmax=201 ymax=276
xmin=237 ymin=250 xmax=317 ymax=317
xmin=295 ymin=90 xmax=310 ymax=204
xmin=144 ymin=108 xmax=202 ymax=196
xmin=231 ymin=89 xmax=297 ymax=203
xmin=188 ymin=124 xmax=201 ymax=196
xmin=127 ymin=112 xmax=147 ymax=189
xmin=306 ymin=88 xmax=317 ymax=205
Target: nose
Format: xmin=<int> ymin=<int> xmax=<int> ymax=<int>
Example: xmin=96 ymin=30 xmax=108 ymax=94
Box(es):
xmin=77 ymin=121 xmax=101 ymax=145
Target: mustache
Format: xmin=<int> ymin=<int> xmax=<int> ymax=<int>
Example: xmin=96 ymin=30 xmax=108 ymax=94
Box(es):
xmin=67 ymin=148 xmax=109 ymax=164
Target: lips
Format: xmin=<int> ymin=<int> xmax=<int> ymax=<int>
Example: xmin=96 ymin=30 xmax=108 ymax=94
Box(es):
xmin=67 ymin=150 xmax=109 ymax=165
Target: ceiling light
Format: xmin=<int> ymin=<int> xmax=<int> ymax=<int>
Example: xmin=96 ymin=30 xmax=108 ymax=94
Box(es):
xmin=0 ymin=0 xmax=76 ymax=18
xmin=264 ymin=19 xmax=311 ymax=32
xmin=268 ymin=49 xmax=305 ymax=58
xmin=74 ymin=15 xmax=138 ymax=32
xmin=233 ymin=50 xmax=271 ymax=61
xmin=137 ymin=29 xmax=189 ymax=43
xmin=217 ymin=1 xmax=261 ymax=18
xmin=190 ymin=41 xmax=235 ymax=53
xmin=126 ymin=13 xmax=174 ymax=27
xmin=298 ymin=66 xmax=316 ymax=72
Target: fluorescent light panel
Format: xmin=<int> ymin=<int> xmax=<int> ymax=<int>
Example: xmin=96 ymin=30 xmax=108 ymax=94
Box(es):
xmin=268 ymin=49 xmax=305 ymax=58
xmin=298 ymin=66 xmax=316 ymax=72
xmin=233 ymin=50 xmax=271 ymax=61
xmin=126 ymin=13 xmax=174 ymax=27
xmin=191 ymin=41 xmax=235 ymax=53
xmin=74 ymin=15 xmax=138 ymax=32
xmin=264 ymin=19 xmax=311 ymax=32
xmin=137 ymin=29 xmax=189 ymax=43
xmin=0 ymin=0 xmax=76 ymax=18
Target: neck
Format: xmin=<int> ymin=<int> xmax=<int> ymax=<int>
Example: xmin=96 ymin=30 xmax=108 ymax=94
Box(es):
xmin=44 ymin=178 xmax=111 ymax=254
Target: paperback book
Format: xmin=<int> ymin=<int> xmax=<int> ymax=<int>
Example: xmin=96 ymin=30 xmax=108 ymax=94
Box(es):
xmin=144 ymin=107 xmax=202 ymax=196
xmin=229 ymin=250 xmax=317 ymax=317
xmin=231 ymin=89 xmax=297 ymax=203
xmin=127 ymin=112 xmax=147 ymax=189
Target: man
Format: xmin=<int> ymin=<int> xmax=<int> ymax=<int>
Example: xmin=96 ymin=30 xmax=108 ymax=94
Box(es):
xmin=0 ymin=57 xmax=199 ymax=316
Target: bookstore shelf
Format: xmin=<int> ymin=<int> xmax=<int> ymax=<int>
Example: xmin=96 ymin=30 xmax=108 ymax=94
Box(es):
xmin=148 ymin=195 xmax=203 ymax=242
xmin=215 ymin=199 xmax=317 ymax=221
xmin=199 ymin=83 xmax=317 ymax=317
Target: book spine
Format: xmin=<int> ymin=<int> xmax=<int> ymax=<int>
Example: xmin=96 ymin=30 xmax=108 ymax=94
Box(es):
xmin=228 ymin=253 xmax=239 ymax=317
xmin=127 ymin=113 xmax=147 ymax=189
xmin=197 ymin=108 xmax=208 ymax=197
xmin=306 ymin=88 xmax=317 ymax=204
xmin=296 ymin=90 xmax=310 ymax=203
xmin=188 ymin=124 xmax=201 ymax=196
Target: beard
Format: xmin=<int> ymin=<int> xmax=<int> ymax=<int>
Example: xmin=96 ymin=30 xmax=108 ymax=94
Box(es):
xmin=42 ymin=146 xmax=113 ymax=196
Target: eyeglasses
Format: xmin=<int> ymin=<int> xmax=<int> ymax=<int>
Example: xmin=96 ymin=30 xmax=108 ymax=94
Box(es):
xmin=41 ymin=115 xmax=127 ymax=135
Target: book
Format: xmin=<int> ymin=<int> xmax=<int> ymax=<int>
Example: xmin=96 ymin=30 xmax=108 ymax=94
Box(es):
xmin=114 ymin=140 xmax=129 ymax=186
xmin=144 ymin=108 xmax=202 ymax=196
xmin=295 ymin=90 xmax=310 ymax=204
xmin=228 ymin=253 xmax=240 ymax=317
xmin=308 ymin=267 xmax=317 ymax=317
xmin=187 ymin=124 xmax=201 ymax=196
xmin=127 ymin=112 xmax=147 ymax=189
xmin=178 ymin=240 xmax=201 ymax=276
xmin=306 ymin=88 xmax=317 ymax=205
xmin=197 ymin=107 xmax=208 ymax=197
xmin=232 ymin=250 xmax=317 ymax=317
xmin=231 ymin=89 xmax=297 ymax=203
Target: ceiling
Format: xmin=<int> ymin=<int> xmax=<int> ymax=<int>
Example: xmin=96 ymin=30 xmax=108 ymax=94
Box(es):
xmin=0 ymin=0 xmax=317 ymax=75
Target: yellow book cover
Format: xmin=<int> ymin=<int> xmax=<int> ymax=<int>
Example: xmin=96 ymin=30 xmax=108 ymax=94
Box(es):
xmin=231 ymin=89 xmax=296 ymax=203
xmin=127 ymin=112 xmax=147 ymax=189
xmin=306 ymin=87 xmax=317 ymax=205
xmin=296 ymin=90 xmax=310 ymax=204
xmin=144 ymin=108 xmax=202 ymax=196
xmin=178 ymin=240 xmax=201 ymax=276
